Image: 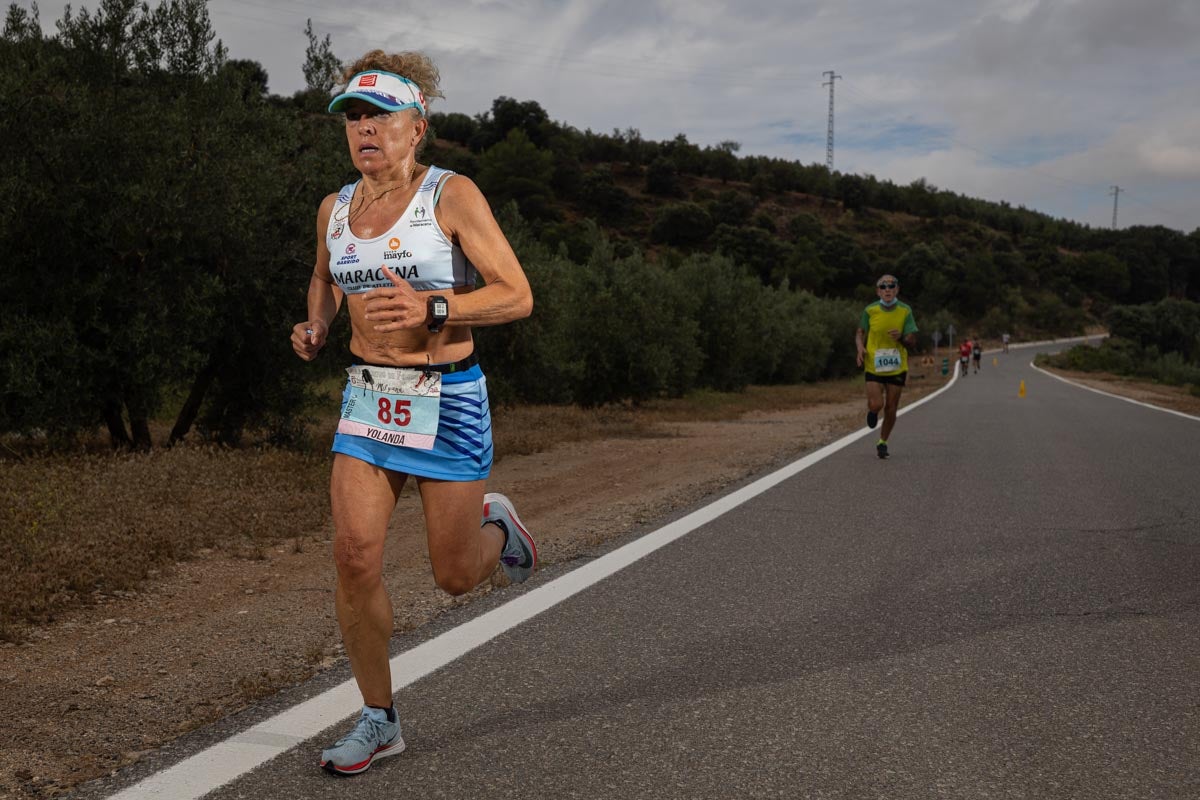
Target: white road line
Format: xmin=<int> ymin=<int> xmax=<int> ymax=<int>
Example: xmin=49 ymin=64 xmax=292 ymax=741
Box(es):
xmin=106 ymin=376 xmax=959 ymax=800
xmin=1031 ymin=362 xmax=1200 ymax=422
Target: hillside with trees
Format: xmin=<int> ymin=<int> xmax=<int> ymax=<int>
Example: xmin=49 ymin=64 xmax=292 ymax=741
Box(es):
xmin=3 ymin=0 xmax=1198 ymax=452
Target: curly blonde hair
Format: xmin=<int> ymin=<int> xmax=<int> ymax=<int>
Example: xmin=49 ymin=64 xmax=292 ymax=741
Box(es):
xmin=341 ymin=50 xmax=444 ymax=113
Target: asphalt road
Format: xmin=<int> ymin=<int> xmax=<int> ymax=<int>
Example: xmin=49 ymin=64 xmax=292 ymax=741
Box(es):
xmin=90 ymin=343 xmax=1200 ymax=800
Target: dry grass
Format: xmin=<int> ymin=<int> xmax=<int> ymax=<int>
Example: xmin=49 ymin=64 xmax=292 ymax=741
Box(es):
xmin=0 ymin=378 xmax=881 ymax=640
xmin=0 ymin=447 xmax=329 ymax=640
xmin=490 ymin=379 xmax=879 ymax=457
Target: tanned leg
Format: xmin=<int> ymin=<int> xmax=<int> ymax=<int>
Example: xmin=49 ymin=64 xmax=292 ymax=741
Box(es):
xmin=330 ymin=454 xmax=405 ymax=708
xmin=417 ymin=478 xmax=505 ymax=597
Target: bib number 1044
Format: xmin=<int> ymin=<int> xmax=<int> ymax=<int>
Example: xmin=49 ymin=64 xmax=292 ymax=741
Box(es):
xmin=874 ymin=348 xmax=901 ymax=373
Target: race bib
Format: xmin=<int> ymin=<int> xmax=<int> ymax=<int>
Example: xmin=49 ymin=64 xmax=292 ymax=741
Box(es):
xmin=337 ymin=366 xmax=442 ymax=450
xmin=873 ymin=348 xmax=902 ymax=374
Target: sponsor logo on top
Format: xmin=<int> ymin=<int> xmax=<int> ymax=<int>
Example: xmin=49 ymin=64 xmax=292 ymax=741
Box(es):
xmin=335 ymin=242 xmax=359 ymax=266
xmin=359 ymin=74 xmax=378 ymax=88
xmin=383 ymin=237 xmax=413 ymax=260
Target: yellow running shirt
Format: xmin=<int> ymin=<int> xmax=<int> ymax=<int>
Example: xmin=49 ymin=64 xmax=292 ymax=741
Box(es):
xmin=859 ymin=300 xmax=918 ymax=376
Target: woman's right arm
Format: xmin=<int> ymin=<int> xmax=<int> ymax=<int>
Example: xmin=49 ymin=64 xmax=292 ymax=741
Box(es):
xmin=291 ymin=193 xmax=344 ymax=361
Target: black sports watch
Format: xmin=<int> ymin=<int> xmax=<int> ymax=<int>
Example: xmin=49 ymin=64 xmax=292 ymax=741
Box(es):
xmin=427 ymin=295 xmax=449 ymax=333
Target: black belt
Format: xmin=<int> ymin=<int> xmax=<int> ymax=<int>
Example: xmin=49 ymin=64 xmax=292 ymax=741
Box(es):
xmin=350 ymin=351 xmax=479 ymax=374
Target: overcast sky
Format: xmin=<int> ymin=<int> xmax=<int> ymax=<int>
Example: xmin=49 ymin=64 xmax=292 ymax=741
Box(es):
xmin=20 ymin=0 xmax=1200 ymax=232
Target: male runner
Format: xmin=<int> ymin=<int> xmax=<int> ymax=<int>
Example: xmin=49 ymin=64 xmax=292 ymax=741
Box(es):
xmin=856 ymin=274 xmax=919 ymax=459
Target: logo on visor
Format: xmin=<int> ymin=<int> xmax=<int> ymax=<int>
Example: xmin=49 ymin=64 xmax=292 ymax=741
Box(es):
xmin=359 ymin=74 xmax=378 ymax=87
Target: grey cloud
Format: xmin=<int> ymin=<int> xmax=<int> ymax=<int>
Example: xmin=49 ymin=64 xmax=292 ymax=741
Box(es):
xmin=960 ymin=0 xmax=1200 ymax=76
xmin=15 ymin=0 xmax=1194 ymax=229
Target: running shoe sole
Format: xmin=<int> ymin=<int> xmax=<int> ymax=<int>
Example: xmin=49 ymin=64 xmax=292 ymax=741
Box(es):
xmin=866 ymin=410 xmax=878 ymax=429
xmin=321 ymin=734 xmax=406 ymax=776
xmin=484 ymin=492 xmax=538 ymax=582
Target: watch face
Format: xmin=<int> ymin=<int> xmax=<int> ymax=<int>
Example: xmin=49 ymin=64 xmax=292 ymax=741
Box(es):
xmin=433 ymin=299 xmax=448 ymax=316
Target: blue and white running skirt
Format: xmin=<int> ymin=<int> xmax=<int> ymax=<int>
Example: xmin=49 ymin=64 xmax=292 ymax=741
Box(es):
xmin=331 ymin=363 xmax=493 ymax=481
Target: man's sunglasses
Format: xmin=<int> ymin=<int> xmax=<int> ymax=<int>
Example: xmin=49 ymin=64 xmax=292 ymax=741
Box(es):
xmin=877 ymin=282 xmax=898 ymax=289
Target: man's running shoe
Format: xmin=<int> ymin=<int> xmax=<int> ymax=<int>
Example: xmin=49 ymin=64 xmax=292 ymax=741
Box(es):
xmin=320 ymin=706 xmax=405 ymax=776
xmin=484 ymin=492 xmax=537 ymax=583
xmin=866 ymin=410 xmax=878 ymax=429
xmin=877 ymin=440 xmax=889 ymax=459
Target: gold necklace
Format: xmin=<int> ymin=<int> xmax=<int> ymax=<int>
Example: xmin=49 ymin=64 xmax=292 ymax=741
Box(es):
xmin=337 ymin=165 xmax=418 ymax=224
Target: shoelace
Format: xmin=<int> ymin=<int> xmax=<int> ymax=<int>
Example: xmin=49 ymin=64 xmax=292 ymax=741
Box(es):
xmin=334 ymin=712 xmax=389 ymax=749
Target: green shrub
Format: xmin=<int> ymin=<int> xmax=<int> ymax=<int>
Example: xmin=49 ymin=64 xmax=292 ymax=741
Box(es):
xmin=650 ymin=203 xmax=714 ymax=247
xmin=676 ymin=254 xmax=766 ymax=391
xmin=645 ymin=157 xmax=684 ymax=197
xmin=572 ymin=242 xmax=703 ymax=405
xmin=579 ymin=166 xmax=634 ymax=224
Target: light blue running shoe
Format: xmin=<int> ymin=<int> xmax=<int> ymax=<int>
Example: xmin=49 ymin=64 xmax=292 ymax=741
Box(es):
xmin=483 ymin=492 xmax=537 ymax=583
xmin=320 ymin=706 xmax=405 ymax=776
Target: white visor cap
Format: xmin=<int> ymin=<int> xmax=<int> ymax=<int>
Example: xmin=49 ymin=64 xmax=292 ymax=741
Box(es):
xmin=328 ymin=70 xmax=426 ymax=116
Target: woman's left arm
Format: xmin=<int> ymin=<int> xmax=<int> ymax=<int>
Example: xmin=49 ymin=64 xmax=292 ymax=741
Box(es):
xmin=436 ymin=176 xmax=533 ymax=327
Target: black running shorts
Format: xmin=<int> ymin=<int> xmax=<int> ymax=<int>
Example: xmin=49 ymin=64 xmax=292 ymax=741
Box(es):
xmin=865 ymin=371 xmax=907 ymax=387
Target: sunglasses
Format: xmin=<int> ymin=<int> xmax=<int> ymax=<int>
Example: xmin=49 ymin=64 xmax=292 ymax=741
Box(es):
xmin=877 ymin=282 xmax=898 ymax=289
xmin=344 ymin=109 xmax=395 ymax=123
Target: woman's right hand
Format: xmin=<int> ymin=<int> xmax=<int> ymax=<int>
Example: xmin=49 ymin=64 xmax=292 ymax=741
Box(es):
xmin=291 ymin=319 xmax=327 ymax=361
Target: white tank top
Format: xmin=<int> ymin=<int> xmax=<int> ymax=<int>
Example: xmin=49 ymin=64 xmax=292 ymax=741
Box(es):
xmin=325 ymin=166 xmax=475 ymax=294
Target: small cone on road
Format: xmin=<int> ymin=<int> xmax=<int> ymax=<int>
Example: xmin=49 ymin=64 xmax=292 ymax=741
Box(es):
xmin=1019 ymin=379 xmax=1026 ymax=398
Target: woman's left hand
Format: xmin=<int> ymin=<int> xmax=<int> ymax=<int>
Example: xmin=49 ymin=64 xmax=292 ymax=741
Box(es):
xmin=363 ymin=267 xmax=427 ymax=331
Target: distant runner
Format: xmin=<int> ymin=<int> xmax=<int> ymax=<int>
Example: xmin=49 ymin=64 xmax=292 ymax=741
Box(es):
xmin=958 ymin=339 xmax=971 ymax=377
xmin=856 ymin=274 xmax=919 ymax=459
xmin=972 ymin=338 xmax=982 ymax=373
